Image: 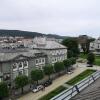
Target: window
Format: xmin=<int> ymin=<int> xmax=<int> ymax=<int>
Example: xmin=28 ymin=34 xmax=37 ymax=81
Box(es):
xmin=42 ymin=58 xmax=45 ymax=63
xmin=23 ymin=61 xmax=28 ymax=67
xmin=12 ymin=63 xmax=17 ymax=69
xmin=52 ymin=58 xmax=54 ymax=62
xmin=19 ymin=70 xmax=23 ymax=75
xmin=36 ymin=59 xmax=38 ymax=64
xmin=39 ymin=59 xmax=41 ymax=63
xmin=3 ymin=73 xmax=10 ymax=81
xmin=18 ymin=62 xmax=22 ymax=68
xmin=24 ymin=69 xmax=28 ymax=76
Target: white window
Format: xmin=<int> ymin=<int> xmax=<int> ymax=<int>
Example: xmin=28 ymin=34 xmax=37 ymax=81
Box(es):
xmin=19 ymin=70 xmax=23 ymax=75
xmin=18 ymin=62 xmax=23 ymax=69
xmin=0 ymin=78 xmax=2 ymax=82
xmin=24 ymin=69 xmax=28 ymax=76
xmin=42 ymin=59 xmax=44 ymax=62
xmin=12 ymin=63 xmax=18 ymax=71
xmin=3 ymin=73 xmax=10 ymax=81
xmin=39 ymin=59 xmax=41 ymax=63
xmin=35 ymin=59 xmax=38 ymax=64
xmin=42 ymin=58 xmax=45 ymax=63
xmin=23 ymin=61 xmax=28 ymax=68
xmin=55 ymin=58 xmax=57 ymax=61
xmin=13 ymin=71 xmax=18 ymax=80
xmin=52 ymin=58 xmax=54 ymax=62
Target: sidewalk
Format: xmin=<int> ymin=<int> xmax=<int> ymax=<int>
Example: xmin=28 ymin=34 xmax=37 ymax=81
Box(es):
xmin=18 ymin=66 xmax=87 ymax=100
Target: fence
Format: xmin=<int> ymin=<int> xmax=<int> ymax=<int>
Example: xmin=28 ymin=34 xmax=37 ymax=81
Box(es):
xmin=51 ymin=70 xmax=100 ymax=100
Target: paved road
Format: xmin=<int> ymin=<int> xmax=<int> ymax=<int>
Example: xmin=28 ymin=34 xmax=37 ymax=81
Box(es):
xmin=18 ymin=64 xmax=87 ymax=100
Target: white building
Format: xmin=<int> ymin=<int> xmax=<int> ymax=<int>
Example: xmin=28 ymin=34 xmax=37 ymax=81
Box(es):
xmin=90 ymin=37 xmax=100 ymax=55
xmin=32 ymin=37 xmax=67 ymax=65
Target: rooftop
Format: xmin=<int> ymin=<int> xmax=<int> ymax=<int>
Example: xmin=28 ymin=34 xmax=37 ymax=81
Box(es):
xmin=71 ymin=78 xmax=100 ymax=100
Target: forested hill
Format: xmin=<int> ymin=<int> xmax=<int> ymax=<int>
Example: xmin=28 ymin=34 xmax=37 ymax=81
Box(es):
xmin=0 ymin=30 xmax=66 ymax=39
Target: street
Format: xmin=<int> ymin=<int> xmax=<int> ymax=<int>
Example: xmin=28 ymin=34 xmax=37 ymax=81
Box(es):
xmin=18 ymin=63 xmax=88 ymax=100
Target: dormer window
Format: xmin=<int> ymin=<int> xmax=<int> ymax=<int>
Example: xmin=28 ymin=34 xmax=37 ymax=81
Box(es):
xmin=36 ymin=59 xmax=38 ymax=64
xmin=18 ymin=62 xmax=22 ymax=68
xmin=23 ymin=61 xmax=28 ymax=67
xmin=12 ymin=63 xmax=17 ymax=69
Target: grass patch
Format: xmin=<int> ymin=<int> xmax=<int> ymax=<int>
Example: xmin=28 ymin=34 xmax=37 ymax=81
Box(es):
xmin=79 ymin=53 xmax=87 ymax=59
xmin=94 ymin=56 xmax=100 ymax=66
xmin=39 ymin=86 xmax=66 ymax=100
xmin=66 ymin=69 xmax=96 ymax=85
xmin=80 ymin=53 xmax=100 ymax=66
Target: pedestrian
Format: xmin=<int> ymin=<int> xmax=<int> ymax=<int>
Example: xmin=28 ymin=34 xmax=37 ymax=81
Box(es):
xmin=42 ymin=85 xmax=45 ymax=91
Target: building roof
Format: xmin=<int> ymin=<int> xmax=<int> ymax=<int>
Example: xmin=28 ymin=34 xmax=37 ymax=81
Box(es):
xmin=72 ymin=78 xmax=100 ymax=100
xmin=0 ymin=49 xmax=46 ymax=62
xmin=40 ymin=41 xmax=66 ymax=49
xmin=33 ymin=37 xmax=67 ymax=49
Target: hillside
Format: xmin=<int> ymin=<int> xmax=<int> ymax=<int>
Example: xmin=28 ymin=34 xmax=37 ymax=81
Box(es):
xmin=0 ymin=30 xmax=67 ymax=39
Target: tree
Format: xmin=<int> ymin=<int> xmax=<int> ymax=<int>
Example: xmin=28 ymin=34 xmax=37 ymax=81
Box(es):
xmin=70 ymin=57 xmax=76 ymax=65
xmin=15 ymin=75 xmax=28 ymax=94
xmin=31 ymin=69 xmax=44 ymax=85
xmin=62 ymin=37 xmax=79 ymax=58
xmin=63 ymin=59 xmax=71 ymax=72
xmin=87 ymin=52 xmax=95 ymax=65
xmin=44 ymin=65 xmax=54 ymax=80
xmin=0 ymin=82 xmax=9 ymax=100
xmin=67 ymin=50 xmax=74 ymax=58
xmin=54 ymin=62 xmax=65 ymax=75
xmin=79 ymin=35 xmax=95 ymax=54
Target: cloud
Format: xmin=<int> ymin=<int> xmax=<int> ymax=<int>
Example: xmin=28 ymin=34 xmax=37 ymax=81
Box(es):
xmin=0 ymin=0 xmax=100 ymax=37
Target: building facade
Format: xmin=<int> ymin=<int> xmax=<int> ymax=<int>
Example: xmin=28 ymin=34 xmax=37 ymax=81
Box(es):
xmin=90 ymin=37 xmax=100 ymax=55
xmin=0 ymin=37 xmax=67 ymax=86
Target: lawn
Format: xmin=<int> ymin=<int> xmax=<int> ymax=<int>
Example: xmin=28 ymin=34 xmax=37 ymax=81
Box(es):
xmin=39 ymin=86 xmax=66 ymax=100
xmin=80 ymin=53 xmax=100 ymax=66
xmin=94 ymin=56 xmax=100 ymax=66
xmin=66 ymin=69 xmax=96 ymax=85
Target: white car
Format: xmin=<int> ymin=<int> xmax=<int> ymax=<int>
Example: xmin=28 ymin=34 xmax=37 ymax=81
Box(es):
xmin=32 ymin=85 xmax=43 ymax=93
xmin=67 ymin=71 xmax=73 ymax=74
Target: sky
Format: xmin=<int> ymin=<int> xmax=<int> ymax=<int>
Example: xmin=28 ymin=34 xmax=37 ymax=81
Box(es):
xmin=0 ymin=0 xmax=100 ymax=38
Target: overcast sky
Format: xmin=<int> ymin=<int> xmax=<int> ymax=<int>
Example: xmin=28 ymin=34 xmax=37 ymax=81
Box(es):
xmin=0 ymin=0 xmax=100 ymax=37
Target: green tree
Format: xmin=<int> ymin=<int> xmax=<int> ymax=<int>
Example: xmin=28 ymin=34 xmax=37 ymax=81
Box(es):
xmin=62 ymin=37 xmax=79 ymax=58
xmin=0 ymin=82 xmax=9 ymax=100
xmin=54 ymin=62 xmax=65 ymax=75
xmin=63 ymin=59 xmax=71 ymax=72
xmin=79 ymin=35 xmax=95 ymax=54
xmin=67 ymin=50 xmax=74 ymax=58
xmin=87 ymin=52 xmax=95 ymax=65
xmin=70 ymin=57 xmax=76 ymax=65
xmin=44 ymin=65 xmax=54 ymax=80
xmin=31 ymin=69 xmax=44 ymax=85
xmin=15 ymin=75 xmax=28 ymax=94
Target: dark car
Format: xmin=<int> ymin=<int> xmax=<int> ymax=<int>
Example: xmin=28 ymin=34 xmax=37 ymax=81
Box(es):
xmin=43 ymin=80 xmax=52 ymax=87
xmin=87 ymin=62 xmax=93 ymax=67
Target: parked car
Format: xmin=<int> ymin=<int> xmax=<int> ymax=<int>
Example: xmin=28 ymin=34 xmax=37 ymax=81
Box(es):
xmin=32 ymin=85 xmax=44 ymax=93
xmin=43 ymin=80 xmax=52 ymax=87
xmin=87 ymin=62 xmax=93 ymax=67
xmin=87 ymin=64 xmax=93 ymax=67
xmin=67 ymin=71 xmax=73 ymax=74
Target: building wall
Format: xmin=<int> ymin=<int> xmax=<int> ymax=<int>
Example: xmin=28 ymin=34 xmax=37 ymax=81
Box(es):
xmin=0 ymin=54 xmax=47 ymax=85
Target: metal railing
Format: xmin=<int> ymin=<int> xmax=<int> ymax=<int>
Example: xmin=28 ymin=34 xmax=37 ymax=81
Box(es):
xmin=51 ymin=71 xmax=100 ymax=100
